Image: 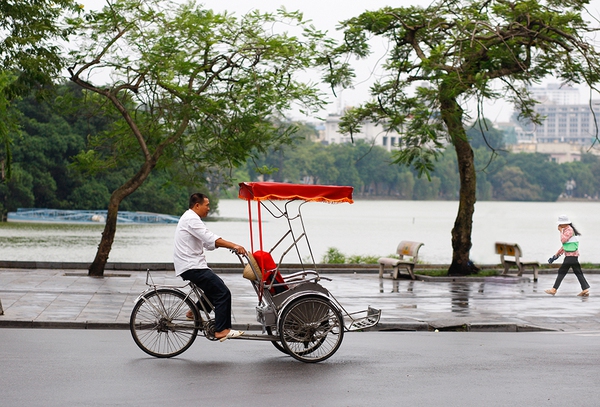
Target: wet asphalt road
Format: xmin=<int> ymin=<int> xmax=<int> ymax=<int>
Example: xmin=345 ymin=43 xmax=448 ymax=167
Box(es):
xmin=1 ymin=329 xmax=599 ymax=407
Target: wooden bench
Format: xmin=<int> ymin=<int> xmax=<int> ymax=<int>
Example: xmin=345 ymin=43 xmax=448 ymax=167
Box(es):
xmin=378 ymin=241 xmax=424 ymax=280
xmin=495 ymin=242 xmax=540 ymax=282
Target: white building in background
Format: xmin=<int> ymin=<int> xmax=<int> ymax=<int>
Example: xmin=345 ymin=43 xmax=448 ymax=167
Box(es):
xmin=501 ymin=83 xmax=600 ymax=161
xmin=485 ymin=83 xmax=600 ymax=163
xmin=525 ymin=83 xmax=599 ymax=146
xmin=529 ymin=83 xmax=580 ymax=105
xmin=320 ymin=114 xmax=403 ymax=152
xmin=534 ymin=103 xmax=600 ymax=145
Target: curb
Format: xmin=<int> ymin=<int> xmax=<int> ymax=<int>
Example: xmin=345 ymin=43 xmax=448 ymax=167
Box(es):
xmin=372 ymin=322 xmax=556 ymax=332
xmin=0 ymin=320 xmax=556 ymax=332
xmin=0 ymin=320 xmax=127 ymax=329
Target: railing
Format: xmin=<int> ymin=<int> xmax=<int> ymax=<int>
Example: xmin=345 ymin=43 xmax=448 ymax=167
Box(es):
xmin=7 ymin=208 xmax=180 ymax=224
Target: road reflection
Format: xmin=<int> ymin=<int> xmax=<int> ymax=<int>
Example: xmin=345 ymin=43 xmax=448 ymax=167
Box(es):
xmin=450 ymin=282 xmax=470 ymax=313
xmin=379 ymin=279 xmax=414 ymax=293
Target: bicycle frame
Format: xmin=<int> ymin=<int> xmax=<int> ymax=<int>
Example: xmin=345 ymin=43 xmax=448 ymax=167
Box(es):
xmin=135 ymin=270 xmax=214 ymax=328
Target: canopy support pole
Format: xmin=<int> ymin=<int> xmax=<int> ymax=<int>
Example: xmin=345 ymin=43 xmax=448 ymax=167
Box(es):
xmin=257 ymin=201 xmax=264 ymax=252
xmin=247 ymin=199 xmax=254 ymax=253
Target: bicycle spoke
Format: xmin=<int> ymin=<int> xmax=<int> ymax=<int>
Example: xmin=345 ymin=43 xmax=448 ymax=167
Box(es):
xmin=279 ymin=297 xmax=344 ymax=363
xmin=130 ymin=289 xmax=199 ymax=358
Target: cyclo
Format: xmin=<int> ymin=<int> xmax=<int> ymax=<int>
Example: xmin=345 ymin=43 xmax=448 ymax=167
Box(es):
xmin=130 ymin=182 xmax=381 ymax=363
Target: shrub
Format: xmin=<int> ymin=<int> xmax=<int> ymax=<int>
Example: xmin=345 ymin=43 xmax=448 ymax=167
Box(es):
xmin=321 ymin=247 xmax=346 ymax=264
xmin=347 ymin=254 xmax=379 ymax=264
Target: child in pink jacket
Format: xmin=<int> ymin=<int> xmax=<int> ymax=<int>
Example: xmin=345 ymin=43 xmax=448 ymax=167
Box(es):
xmin=545 ymin=215 xmax=590 ymax=296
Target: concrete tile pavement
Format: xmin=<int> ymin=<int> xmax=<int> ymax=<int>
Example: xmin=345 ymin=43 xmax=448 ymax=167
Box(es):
xmin=1 ymin=267 xmax=599 ymax=332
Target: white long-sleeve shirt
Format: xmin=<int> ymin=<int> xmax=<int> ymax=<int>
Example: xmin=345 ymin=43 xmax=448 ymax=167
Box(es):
xmin=173 ymin=209 xmax=220 ymax=276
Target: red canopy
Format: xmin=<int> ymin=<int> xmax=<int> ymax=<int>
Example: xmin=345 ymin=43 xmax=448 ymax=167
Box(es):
xmin=238 ymin=182 xmax=353 ymax=204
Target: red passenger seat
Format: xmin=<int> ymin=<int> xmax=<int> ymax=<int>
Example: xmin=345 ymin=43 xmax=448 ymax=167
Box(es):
xmin=252 ymin=250 xmax=288 ymax=295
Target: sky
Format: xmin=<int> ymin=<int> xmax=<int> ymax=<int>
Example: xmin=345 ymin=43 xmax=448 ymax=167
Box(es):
xmin=78 ymin=0 xmax=600 ymax=123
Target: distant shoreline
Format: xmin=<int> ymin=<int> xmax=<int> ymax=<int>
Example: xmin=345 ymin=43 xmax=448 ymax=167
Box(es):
xmin=556 ymin=197 xmax=600 ymax=202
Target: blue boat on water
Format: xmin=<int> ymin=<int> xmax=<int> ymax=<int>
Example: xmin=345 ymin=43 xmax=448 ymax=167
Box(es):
xmin=7 ymin=208 xmax=180 ymax=224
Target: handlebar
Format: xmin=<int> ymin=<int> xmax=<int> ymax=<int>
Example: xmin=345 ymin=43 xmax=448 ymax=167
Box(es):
xmin=231 ymin=250 xmax=249 ymax=266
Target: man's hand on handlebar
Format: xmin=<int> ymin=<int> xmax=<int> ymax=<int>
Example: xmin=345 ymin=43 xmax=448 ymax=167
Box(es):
xmin=232 ymin=245 xmax=247 ymax=256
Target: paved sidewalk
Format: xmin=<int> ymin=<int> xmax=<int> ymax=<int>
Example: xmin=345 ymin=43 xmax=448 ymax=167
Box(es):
xmin=1 ymin=267 xmax=599 ymax=332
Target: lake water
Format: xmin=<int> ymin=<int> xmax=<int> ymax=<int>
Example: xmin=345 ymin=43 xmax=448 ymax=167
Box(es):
xmin=1 ymin=200 xmax=600 ymax=265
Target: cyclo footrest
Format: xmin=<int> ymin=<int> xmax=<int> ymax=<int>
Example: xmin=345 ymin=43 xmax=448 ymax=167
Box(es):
xmin=347 ymin=306 xmax=381 ymax=331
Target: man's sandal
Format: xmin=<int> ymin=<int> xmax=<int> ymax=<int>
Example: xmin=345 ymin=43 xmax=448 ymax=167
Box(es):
xmin=219 ymin=330 xmax=244 ymax=342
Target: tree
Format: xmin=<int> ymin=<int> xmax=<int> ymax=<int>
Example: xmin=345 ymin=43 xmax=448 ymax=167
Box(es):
xmin=431 ymin=147 xmax=460 ymax=199
xmin=560 ymin=156 xmax=596 ymax=198
xmin=0 ymin=0 xmax=81 ymax=94
xmin=467 ymin=119 xmax=506 ymax=150
xmin=0 ymin=0 xmax=82 ymax=180
xmin=393 ymin=171 xmax=414 ymax=199
xmin=581 ymin=153 xmax=600 ymax=197
xmin=0 ymin=82 xmax=194 ymax=215
xmin=305 ymin=144 xmax=339 ymax=184
xmin=67 ymin=0 xmax=337 ymax=275
xmin=473 ymin=147 xmax=495 ymax=200
xmin=504 ymin=152 xmax=565 ymax=200
xmin=352 ymin=140 xmax=397 ymax=196
xmin=331 ymin=0 xmax=600 ymax=275
xmin=13 ymin=89 xmax=87 ymax=208
xmin=490 ymin=166 xmax=544 ymax=200
xmin=328 ymin=143 xmax=363 ymax=189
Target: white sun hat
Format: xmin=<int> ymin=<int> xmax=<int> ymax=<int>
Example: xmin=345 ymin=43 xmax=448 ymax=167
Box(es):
xmin=557 ymin=214 xmax=571 ymax=225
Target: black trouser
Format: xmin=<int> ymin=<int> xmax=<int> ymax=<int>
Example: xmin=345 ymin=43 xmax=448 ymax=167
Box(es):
xmin=180 ymin=268 xmax=232 ymax=332
xmin=553 ymin=256 xmax=590 ymax=290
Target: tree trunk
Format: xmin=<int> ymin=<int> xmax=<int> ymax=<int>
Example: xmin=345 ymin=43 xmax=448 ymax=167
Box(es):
xmin=439 ymin=90 xmax=478 ymax=276
xmin=88 ymin=162 xmax=155 ymax=276
xmin=88 ymin=197 xmax=120 ymax=276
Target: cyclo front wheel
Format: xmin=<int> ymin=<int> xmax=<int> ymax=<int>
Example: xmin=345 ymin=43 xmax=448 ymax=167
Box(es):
xmin=278 ymin=296 xmax=344 ymax=363
xmin=130 ymin=289 xmax=199 ymax=358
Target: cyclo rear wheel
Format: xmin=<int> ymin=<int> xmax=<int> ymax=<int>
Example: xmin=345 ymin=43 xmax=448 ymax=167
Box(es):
xmin=278 ymin=296 xmax=344 ymax=363
xmin=130 ymin=289 xmax=199 ymax=358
